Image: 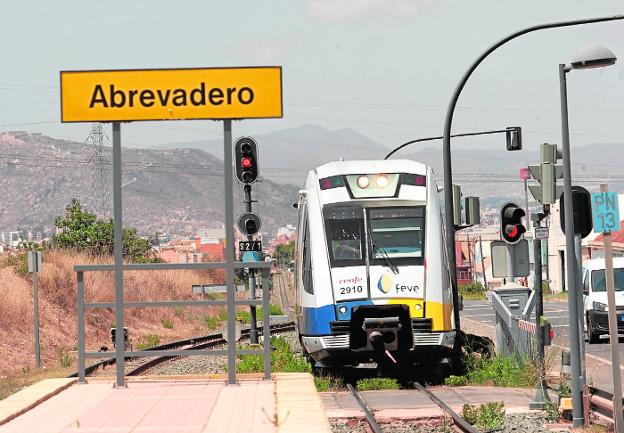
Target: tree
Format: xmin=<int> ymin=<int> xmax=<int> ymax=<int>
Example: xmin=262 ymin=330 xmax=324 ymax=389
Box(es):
xmin=275 ymin=241 xmax=295 ymax=268
xmin=52 ymin=199 xmax=156 ymax=262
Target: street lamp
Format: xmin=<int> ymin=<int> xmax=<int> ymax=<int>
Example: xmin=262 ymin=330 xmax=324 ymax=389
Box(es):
xmin=559 ymin=43 xmax=619 ymax=430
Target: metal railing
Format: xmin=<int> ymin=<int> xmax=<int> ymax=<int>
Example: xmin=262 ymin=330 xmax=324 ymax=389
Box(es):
xmin=76 ymin=261 xmax=272 ymax=384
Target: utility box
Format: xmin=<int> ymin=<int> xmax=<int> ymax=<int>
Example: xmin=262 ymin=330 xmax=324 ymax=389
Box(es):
xmin=492 ymin=287 xmax=531 ymax=357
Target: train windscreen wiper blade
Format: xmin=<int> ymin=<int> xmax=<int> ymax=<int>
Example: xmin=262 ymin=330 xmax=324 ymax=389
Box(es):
xmin=370 ymin=238 xmax=399 ymax=274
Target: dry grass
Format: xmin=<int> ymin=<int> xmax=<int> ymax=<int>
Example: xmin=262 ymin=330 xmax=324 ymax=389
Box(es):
xmin=0 ymin=250 xmax=227 ymax=379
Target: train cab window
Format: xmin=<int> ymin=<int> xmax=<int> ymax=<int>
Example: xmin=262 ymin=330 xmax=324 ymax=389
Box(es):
xmin=368 ymin=207 xmax=425 ymax=265
xmin=302 ymin=210 xmax=314 ymax=295
xmin=324 ymin=206 xmax=365 ymax=267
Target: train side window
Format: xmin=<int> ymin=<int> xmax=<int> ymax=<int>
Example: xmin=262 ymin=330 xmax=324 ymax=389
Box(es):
xmin=302 ymin=217 xmax=314 ymax=294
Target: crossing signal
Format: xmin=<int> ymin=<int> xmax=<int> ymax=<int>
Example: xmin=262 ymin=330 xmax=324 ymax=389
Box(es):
xmin=235 ymin=137 xmax=259 ymax=184
xmin=238 ymin=212 xmax=262 ymax=236
xmin=500 ymin=202 xmax=526 ymax=244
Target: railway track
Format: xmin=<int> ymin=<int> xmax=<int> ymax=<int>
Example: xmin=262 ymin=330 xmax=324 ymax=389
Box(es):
xmin=69 ymin=321 xmax=296 ymax=378
xmin=347 ymin=381 xmax=479 ymax=433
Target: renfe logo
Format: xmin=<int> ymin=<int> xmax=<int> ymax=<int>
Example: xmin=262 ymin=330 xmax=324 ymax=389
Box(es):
xmin=338 ymin=276 xmax=363 ymax=285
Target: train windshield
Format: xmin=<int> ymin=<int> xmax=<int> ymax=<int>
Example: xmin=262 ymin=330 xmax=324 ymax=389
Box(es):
xmin=368 ymin=207 xmax=425 ymax=262
xmin=323 ymin=206 xmax=366 ymax=267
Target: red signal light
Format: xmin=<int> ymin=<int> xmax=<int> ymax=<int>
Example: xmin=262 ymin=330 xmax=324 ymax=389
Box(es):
xmin=506 ymin=226 xmax=518 ymax=238
xmin=241 ymin=157 xmax=253 ymax=168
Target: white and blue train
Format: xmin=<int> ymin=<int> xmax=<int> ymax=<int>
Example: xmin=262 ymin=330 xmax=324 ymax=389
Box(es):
xmin=294 ymin=159 xmax=457 ymax=369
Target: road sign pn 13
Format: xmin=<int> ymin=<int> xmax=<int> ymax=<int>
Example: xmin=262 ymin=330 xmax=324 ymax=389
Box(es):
xmin=60 ymin=67 xmax=282 ymax=122
xmin=591 ymin=191 xmax=620 ymax=233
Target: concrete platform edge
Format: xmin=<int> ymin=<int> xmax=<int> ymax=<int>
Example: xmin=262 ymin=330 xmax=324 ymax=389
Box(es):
xmin=275 ymin=373 xmax=332 ymax=433
xmin=0 ymin=378 xmax=77 ymax=427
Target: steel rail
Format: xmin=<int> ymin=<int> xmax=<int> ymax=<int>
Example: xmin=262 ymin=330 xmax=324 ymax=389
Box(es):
xmin=347 ymin=383 xmax=383 ymax=433
xmin=413 ymin=381 xmax=479 ymax=433
xmin=68 ymin=322 xmax=295 ymax=378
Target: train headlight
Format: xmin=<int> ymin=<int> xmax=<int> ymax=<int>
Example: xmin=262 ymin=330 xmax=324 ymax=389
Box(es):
xmin=338 ymin=305 xmax=348 ymax=314
xmin=356 ymin=175 xmax=370 ymax=189
xmin=375 ymin=174 xmax=389 ymax=188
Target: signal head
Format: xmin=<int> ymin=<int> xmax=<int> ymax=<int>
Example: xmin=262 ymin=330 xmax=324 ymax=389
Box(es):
xmin=235 ymin=137 xmax=259 ymax=184
xmin=500 ymin=202 xmax=526 ymax=244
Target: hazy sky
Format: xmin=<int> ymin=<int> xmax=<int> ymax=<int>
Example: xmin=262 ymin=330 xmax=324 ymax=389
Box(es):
xmin=1 ymin=1 xmax=623 ymax=151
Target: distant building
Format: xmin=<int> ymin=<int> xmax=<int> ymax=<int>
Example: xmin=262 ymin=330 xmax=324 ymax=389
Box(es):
xmin=9 ymin=232 xmax=20 ymax=248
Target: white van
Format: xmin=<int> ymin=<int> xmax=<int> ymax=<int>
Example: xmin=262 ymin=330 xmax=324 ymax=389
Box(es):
xmin=582 ymin=258 xmax=624 ymax=343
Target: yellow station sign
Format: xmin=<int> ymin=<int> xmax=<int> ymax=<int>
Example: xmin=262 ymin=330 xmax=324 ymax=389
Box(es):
xmin=60 ymin=66 xmax=282 ymax=122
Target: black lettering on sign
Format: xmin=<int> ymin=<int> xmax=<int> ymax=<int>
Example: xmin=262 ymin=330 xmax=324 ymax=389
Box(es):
xmin=87 ymin=83 xmax=259 ymax=109
xmin=89 ymin=85 xmax=108 ymax=108
xmin=238 ymin=87 xmax=254 ymax=104
xmin=209 ymin=88 xmax=224 ymax=105
xmin=140 ymin=90 xmax=155 ymax=107
xmin=190 ymin=83 xmax=206 ymax=106
xmin=111 ymin=85 xmax=126 ymax=108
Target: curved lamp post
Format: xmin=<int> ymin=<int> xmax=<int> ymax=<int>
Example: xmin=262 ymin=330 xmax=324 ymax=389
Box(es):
xmin=559 ymin=43 xmax=618 ymax=429
xmin=441 ymin=15 xmax=624 ymax=333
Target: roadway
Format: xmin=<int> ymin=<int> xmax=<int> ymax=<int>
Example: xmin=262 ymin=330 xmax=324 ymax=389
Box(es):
xmin=461 ymin=299 xmax=624 ymax=393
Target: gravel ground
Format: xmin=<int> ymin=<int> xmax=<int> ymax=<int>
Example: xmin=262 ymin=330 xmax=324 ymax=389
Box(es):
xmin=330 ymin=414 xmax=573 ymax=433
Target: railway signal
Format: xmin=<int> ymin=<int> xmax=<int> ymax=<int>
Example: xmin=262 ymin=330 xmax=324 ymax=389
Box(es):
xmin=505 ymin=126 xmax=522 ymax=151
xmin=500 ymin=202 xmax=526 ymax=244
xmin=528 ymin=143 xmax=563 ymax=204
xmin=235 ymin=137 xmax=259 ymax=184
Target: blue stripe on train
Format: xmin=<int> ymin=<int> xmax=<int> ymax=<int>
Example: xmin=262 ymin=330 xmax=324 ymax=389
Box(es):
xmin=336 ymin=300 xmax=374 ymax=321
xmin=300 ymin=304 xmax=336 ymax=335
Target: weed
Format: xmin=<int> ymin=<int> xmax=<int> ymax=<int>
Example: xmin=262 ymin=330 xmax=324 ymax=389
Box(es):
xmin=314 ymin=375 xmax=343 ymax=392
xmin=2 ymin=253 xmax=29 ymax=277
xmin=462 ymin=402 xmax=505 ymax=431
xmin=444 ymin=375 xmax=468 ymax=386
xmin=173 ymin=307 xmax=183 ymax=317
xmin=58 ymin=349 xmax=72 ymax=368
xmin=135 ymin=333 xmax=160 ymax=350
xmin=161 ymin=319 xmax=174 ymax=329
xmin=356 ymin=377 xmax=399 ymax=391
xmin=458 ymin=282 xmax=486 ymax=300
xmin=464 ymin=353 xmax=537 ymax=387
xmin=237 ymin=304 xmax=284 ymax=324
xmin=236 ymin=336 xmax=310 ymax=374
xmin=204 ymin=315 xmax=220 ymax=329
xmin=543 ymin=401 xmax=560 ymax=422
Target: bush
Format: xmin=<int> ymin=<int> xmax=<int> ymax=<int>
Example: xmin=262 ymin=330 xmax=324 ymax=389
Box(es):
xmin=236 ymin=336 xmax=310 ymax=374
xmin=444 ymin=375 xmax=468 ymax=386
xmin=458 ymin=282 xmax=486 ymax=300
xmin=58 ymin=350 xmax=72 ymax=368
xmin=462 ymin=402 xmax=505 ymax=430
xmin=356 ymin=377 xmax=399 ymax=391
xmin=464 ymin=353 xmax=537 ymax=388
xmin=136 ymin=333 xmax=160 ymax=350
xmin=161 ymin=319 xmax=174 ymax=329
xmin=314 ymin=375 xmax=343 ymax=392
xmin=2 ymin=253 xmax=29 ymax=277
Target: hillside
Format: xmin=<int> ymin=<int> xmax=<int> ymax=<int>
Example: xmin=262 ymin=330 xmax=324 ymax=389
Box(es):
xmin=0 ymin=131 xmax=298 ymax=237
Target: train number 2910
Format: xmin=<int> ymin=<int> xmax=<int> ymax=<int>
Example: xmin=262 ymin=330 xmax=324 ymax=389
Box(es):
xmin=339 ymin=285 xmax=363 ymax=295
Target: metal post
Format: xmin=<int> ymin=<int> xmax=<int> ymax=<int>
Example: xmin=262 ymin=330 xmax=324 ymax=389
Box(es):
xmin=479 ymin=236 xmax=488 ymax=289
xmin=531 ymin=216 xmax=550 ymax=408
xmin=32 ymin=262 xmax=40 ymax=369
xmin=506 ymin=244 xmax=516 ymax=284
xmin=559 ymin=64 xmax=583 ymax=427
xmin=262 ymin=270 xmax=271 ymax=380
xmin=112 ymin=122 xmax=125 ymax=388
xmin=77 ymin=271 xmax=86 ymax=383
xmin=600 ymin=184 xmax=624 ymax=433
xmin=245 ymin=184 xmax=258 ymax=344
xmin=224 ymin=120 xmax=236 ymax=385
xmin=574 ymin=234 xmax=586 ymax=386
xmin=524 ymin=179 xmax=531 ymax=232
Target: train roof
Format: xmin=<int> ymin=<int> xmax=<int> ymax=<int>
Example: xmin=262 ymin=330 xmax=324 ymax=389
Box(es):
xmin=314 ymin=159 xmax=429 ymax=178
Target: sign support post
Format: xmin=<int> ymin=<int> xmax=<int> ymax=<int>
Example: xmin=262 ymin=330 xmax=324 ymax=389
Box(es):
xmin=595 ymin=184 xmax=624 ymax=433
xmin=224 ymin=119 xmax=237 ymax=385
xmin=29 ymin=250 xmax=41 ymax=369
xmin=112 ymin=122 xmax=125 ymax=388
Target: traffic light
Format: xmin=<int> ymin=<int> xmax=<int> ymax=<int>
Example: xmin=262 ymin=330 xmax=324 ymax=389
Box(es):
xmin=500 ymin=202 xmax=526 ymax=244
xmin=505 ymin=126 xmax=522 ymax=151
xmin=238 ymin=212 xmax=262 ymax=236
xmin=235 ymin=137 xmax=259 ymax=184
xmin=528 ymin=143 xmax=563 ymax=204
xmin=560 ymin=186 xmax=593 ymax=238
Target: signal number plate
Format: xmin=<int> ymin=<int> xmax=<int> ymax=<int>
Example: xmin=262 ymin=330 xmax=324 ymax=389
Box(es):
xmin=239 ymin=240 xmax=262 ymax=252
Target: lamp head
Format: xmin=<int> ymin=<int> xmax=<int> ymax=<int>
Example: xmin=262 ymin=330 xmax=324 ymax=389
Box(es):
xmin=570 ymin=44 xmax=617 ymax=70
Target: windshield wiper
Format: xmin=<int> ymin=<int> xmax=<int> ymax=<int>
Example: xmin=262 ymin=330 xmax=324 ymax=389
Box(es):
xmin=370 ymin=237 xmax=399 ymax=274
